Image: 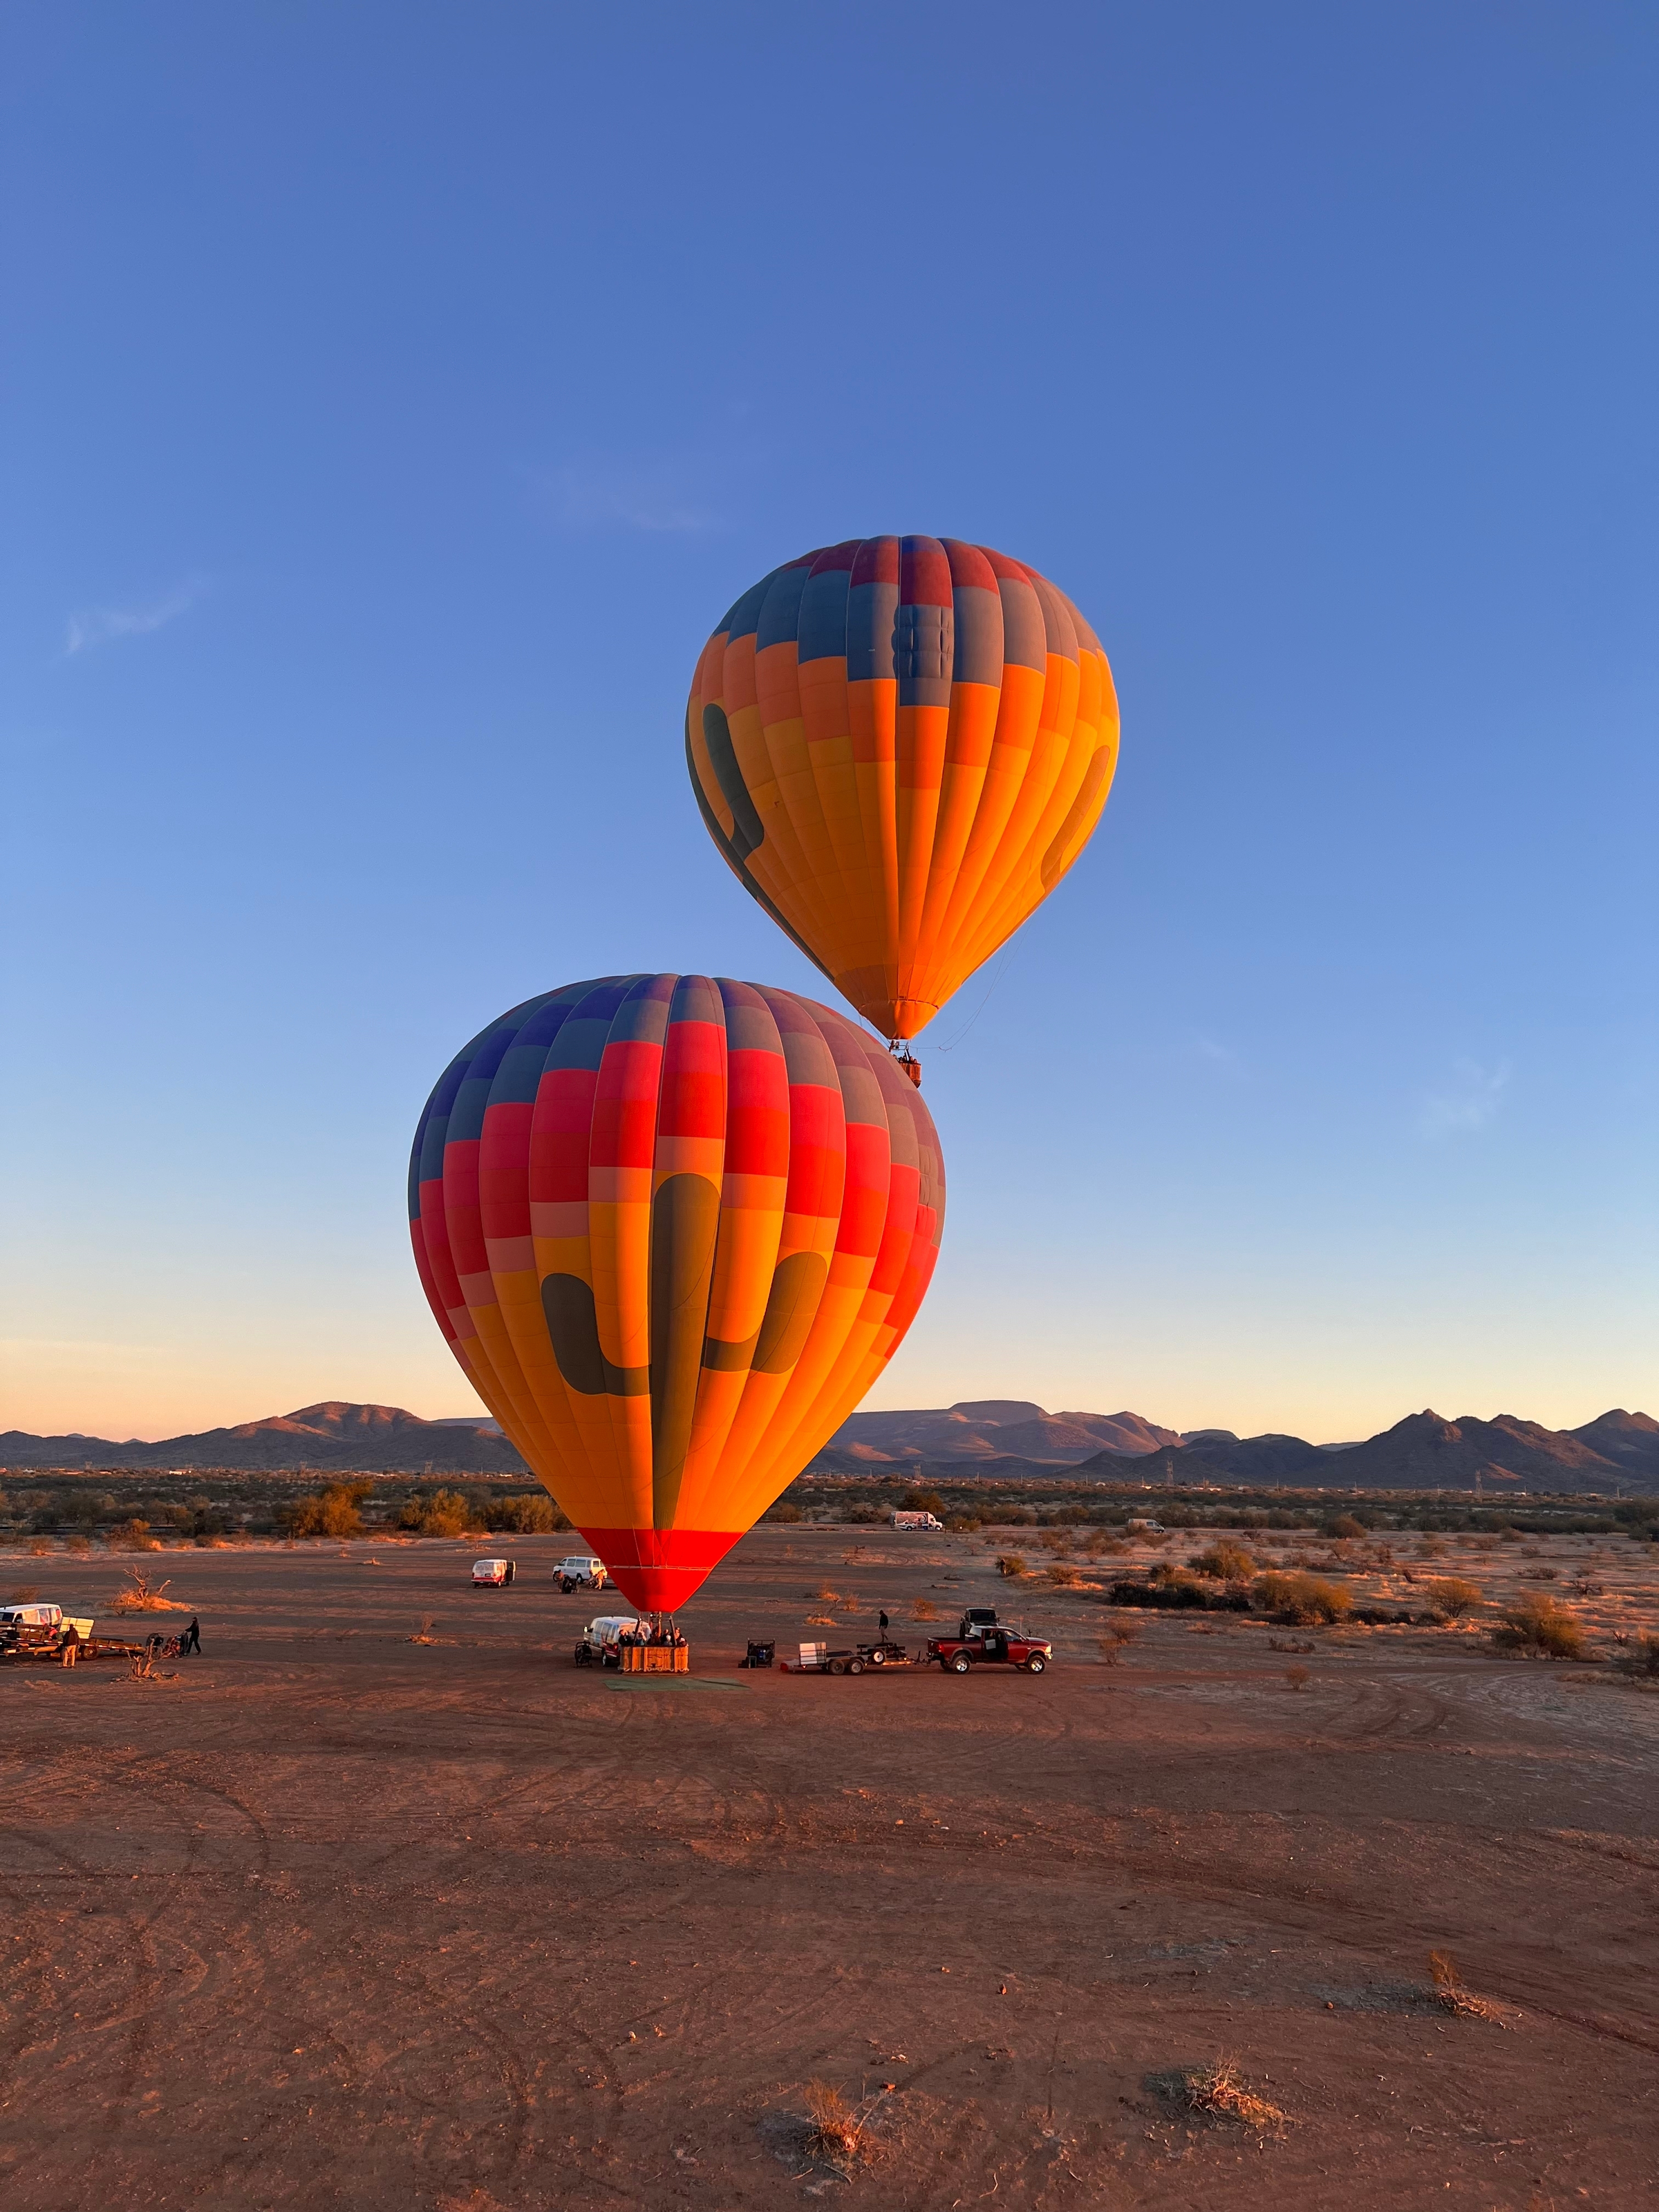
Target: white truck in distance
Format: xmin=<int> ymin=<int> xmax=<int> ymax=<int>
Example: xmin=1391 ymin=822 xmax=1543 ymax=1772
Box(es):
xmin=559 ymin=1556 xmax=608 ymax=1593
xmin=890 ymin=1510 xmax=943 ymax=1531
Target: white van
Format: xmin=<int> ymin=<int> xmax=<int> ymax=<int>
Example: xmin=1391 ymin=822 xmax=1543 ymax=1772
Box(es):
xmin=0 ymin=1603 xmax=64 ymax=1638
xmin=559 ymin=1556 xmax=608 ymax=1593
xmin=471 ymin=1558 xmax=516 ymax=1586
xmin=574 ymin=1615 xmax=639 ymax=1668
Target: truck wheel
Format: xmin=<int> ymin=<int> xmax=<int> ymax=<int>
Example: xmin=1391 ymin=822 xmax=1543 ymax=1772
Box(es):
xmin=574 ymin=1646 xmax=589 ymax=1666
xmin=828 ymin=1658 xmax=845 ymax=1675
xmin=846 ymin=1657 xmax=864 ymax=1675
xmin=950 ymin=1651 xmax=973 ymax=1674
xmin=1024 ymin=1653 xmax=1047 ymax=1674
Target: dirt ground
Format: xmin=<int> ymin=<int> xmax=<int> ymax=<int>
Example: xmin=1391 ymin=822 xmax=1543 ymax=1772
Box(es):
xmin=2 ymin=1526 xmax=1656 ymax=2211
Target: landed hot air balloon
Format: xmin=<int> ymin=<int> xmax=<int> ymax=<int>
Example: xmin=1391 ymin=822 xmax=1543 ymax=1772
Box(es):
xmin=686 ymin=535 xmax=1118 ymax=1045
xmin=409 ymin=973 xmax=944 ymax=1613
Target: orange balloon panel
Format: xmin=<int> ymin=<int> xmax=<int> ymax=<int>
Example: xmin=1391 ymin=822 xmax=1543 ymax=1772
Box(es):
xmin=409 ymin=975 xmax=945 ymax=1612
xmin=687 ymin=535 xmax=1118 ymax=1040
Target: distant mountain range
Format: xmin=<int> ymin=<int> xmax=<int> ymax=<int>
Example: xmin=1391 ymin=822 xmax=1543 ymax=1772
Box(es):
xmin=1 ymin=1397 xmax=1653 ymax=1494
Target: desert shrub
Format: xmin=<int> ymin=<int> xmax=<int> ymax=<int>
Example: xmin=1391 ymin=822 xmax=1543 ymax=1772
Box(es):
xmin=1491 ymin=1595 xmax=1589 ymax=1660
xmin=901 ymin=1487 xmax=944 ymax=1515
xmin=1251 ymin=1571 xmax=1352 ymax=1625
xmin=397 ymin=1488 xmax=485 ymax=1538
xmin=944 ymin=1512 xmax=982 ymax=1533
xmin=8 ymin=1584 xmax=41 ymax=1602
xmin=765 ymin=1501 xmax=803 ymax=1524
xmin=1047 ymin=1562 xmax=1082 ymax=1586
xmin=111 ymin=1518 xmax=160 ymax=1552
xmin=281 ymin=1481 xmax=372 ymax=1539
xmin=1095 ymin=1620 xmax=1138 ymax=1666
xmin=1425 ymin=1576 xmax=1484 ymax=1620
xmin=1284 ymin=1664 xmax=1310 ymax=1690
xmin=911 ymin=1597 xmax=939 ymax=1620
xmin=485 ymin=1491 xmax=563 ymax=1533
xmin=841 ymin=1503 xmax=883 ymax=1525
xmin=1322 ymin=1513 xmax=1365 ymax=1539
xmin=1611 ymin=1631 xmax=1659 ymax=1681
xmin=1190 ymin=1541 xmax=1257 ymax=1582
xmin=1119 ymin=1575 xmax=1221 ymax=1610
xmin=995 ymin=1553 xmax=1028 ymax=1578
xmin=66 ymin=1533 xmax=91 ymax=1557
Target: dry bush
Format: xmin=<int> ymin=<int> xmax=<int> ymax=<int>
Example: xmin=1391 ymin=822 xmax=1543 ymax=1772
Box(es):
xmin=28 ymin=1538 xmax=52 ymax=1557
xmin=1491 ymin=1594 xmax=1589 ymax=1660
xmin=1523 ymin=1566 xmax=1559 ymax=1582
xmin=809 ymin=1585 xmax=841 ymax=1604
xmin=1611 ymin=1631 xmax=1659 ymax=1682
xmin=409 ymin=1615 xmax=439 ymax=1645
xmin=1047 ymin=1562 xmax=1082 ymax=1586
xmin=911 ymin=1597 xmax=939 ymax=1621
xmin=1284 ymin=1664 xmax=1311 ymax=1691
xmin=1267 ymin=1635 xmax=1315 ymax=1654
xmin=1190 ymin=1541 xmax=1257 ymax=1582
xmin=995 ymin=1553 xmax=1028 ymax=1578
xmin=805 ymin=1613 xmax=836 ymax=1626
xmin=1095 ymin=1621 xmax=1139 ymax=1666
xmin=1425 ymin=1576 xmax=1484 ymax=1620
xmin=66 ymin=1535 xmax=92 ymax=1557
xmin=111 ymin=1519 xmax=161 ymax=1553
xmin=8 ymin=1584 xmax=41 ymax=1602
xmin=111 ymin=1571 xmax=189 ymax=1613
xmin=1429 ymin=1951 xmax=1503 ymax=2021
xmin=800 ymin=2079 xmax=886 ymax=2168
xmin=1177 ymin=2061 xmax=1287 ymax=2130
xmin=1252 ymin=1571 xmax=1352 ymax=1625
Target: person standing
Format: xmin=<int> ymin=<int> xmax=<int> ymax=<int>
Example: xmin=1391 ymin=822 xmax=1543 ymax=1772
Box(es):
xmin=183 ymin=1616 xmax=201 ymax=1656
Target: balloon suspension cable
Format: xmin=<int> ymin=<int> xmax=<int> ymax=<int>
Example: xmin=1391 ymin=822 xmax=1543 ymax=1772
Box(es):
xmin=886 ymin=1040 xmax=922 ymax=1089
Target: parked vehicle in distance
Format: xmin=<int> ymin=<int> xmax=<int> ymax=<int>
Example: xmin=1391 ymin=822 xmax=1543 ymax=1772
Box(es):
xmin=890 ymin=1510 xmax=943 ymax=1530
xmin=926 ymin=1621 xmax=1052 ymax=1675
xmin=471 ymin=1558 xmax=516 ymax=1586
xmin=574 ymin=1615 xmax=639 ymax=1668
xmin=559 ymin=1556 xmax=608 ymax=1593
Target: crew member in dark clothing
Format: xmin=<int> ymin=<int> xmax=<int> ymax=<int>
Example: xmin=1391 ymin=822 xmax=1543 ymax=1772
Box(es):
xmin=879 ymin=1611 xmax=890 ymax=1639
xmin=182 ymin=1617 xmax=202 ymax=1656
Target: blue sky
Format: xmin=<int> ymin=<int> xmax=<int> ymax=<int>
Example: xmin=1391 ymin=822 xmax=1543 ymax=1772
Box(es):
xmin=3 ymin=3 xmax=1653 ymax=1443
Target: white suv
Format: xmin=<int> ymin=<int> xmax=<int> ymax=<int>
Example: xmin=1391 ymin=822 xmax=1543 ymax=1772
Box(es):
xmin=559 ymin=1556 xmax=608 ymax=1593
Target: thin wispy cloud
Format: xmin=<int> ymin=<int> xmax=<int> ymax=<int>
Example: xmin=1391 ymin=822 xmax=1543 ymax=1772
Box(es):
xmin=1419 ymin=1057 xmax=1512 ymax=1138
xmin=63 ymin=575 xmax=207 ymax=657
xmin=548 ymin=456 xmax=719 ymax=534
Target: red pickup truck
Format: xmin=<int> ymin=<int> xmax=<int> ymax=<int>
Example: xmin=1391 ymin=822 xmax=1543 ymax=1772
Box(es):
xmin=926 ymin=1621 xmax=1051 ymax=1675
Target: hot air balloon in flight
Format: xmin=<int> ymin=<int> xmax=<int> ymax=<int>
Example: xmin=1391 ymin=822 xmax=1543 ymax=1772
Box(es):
xmin=686 ymin=535 xmax=1118 ymax=1048
xmin=409 ymin=973 xmax=944 ymax=1613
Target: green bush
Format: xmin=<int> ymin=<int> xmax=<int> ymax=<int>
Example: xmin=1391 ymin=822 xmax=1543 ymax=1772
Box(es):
xmin=1189 ymin=1540 xmax=1257 ymax=1582
xmin=1251 ymin=1571 xmax=1353 ymax=1625
xmin=397 ymin=1487 xmax=485 ymax=1538
xmin=1425 ymin=1576 xmax=1484 ymax=1619
xmin=764 ymin=1501 xmax=803 ymax=1524
xmin=282 ymin=1480 xmax=373 ymax=1539
xmin=1491 ymin=1595 xmax=1589 ymax=1660
xmin=485 ymin=1491 xmax=563 ymax=1533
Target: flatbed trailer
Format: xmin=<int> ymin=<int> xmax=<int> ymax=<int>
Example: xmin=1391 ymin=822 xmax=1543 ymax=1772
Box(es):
xmin=781 ymin=1638 xmax=914 ymax=1676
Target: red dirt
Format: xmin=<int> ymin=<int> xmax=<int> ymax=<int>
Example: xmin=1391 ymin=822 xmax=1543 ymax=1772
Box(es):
xmin=3 ymin=1527 xmax=1656 ymax=2209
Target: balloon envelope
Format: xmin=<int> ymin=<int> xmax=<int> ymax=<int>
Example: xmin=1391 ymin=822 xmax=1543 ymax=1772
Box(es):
xmin=409 ymin=975 xmax=945 ymax=1611
xmin=686 ymin=536 xmax=1118 ymax=1040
